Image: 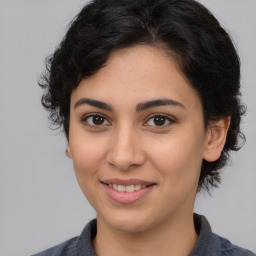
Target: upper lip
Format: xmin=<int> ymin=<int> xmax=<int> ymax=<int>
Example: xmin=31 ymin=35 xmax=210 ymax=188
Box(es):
xmin=101 ymin=178 xmax=155 ymax=186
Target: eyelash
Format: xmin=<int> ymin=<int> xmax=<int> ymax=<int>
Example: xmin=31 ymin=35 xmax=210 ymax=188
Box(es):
xmin=145 ymin=114 xmax=176 ymax=128
xmin=81 ymin=113 xmax=176 ymax=130
xmin=81 ymin=113 xmax=111 ymax=130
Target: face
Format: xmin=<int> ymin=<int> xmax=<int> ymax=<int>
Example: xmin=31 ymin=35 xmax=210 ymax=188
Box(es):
xmin=67 ymin=45 xmax=211 ymax=233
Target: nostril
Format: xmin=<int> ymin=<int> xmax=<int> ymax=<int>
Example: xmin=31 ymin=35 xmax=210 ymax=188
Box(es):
xmin=106 ymin=149 xmax=146 ymax=171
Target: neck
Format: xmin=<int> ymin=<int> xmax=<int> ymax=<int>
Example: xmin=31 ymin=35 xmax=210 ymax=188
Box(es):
xmin=93 ymin=212 xmax=198 ymax=256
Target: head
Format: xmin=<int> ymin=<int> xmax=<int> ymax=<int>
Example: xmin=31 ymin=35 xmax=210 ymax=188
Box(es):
xmin=40 ymin=0 xmax=245 ymax=193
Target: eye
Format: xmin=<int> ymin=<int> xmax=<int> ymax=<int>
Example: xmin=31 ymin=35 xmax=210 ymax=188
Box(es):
xmin=145 ymin=114 xmax=175 ymax=127
xmin=82 ymin=113 xmax=110 ymax=128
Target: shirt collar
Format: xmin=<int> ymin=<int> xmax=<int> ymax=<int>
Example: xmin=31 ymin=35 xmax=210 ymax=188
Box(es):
xmin=76 ymin=213 xmax=215 ymax=256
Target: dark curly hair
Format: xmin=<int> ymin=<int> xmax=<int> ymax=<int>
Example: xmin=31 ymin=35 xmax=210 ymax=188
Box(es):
xmin=39 ymin=0 xmax=245 ymax=192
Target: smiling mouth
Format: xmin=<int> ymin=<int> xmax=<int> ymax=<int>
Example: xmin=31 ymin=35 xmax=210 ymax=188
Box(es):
xmin=102 ymin=183 xmax=153 ymax=193
xmin=101 ymin=179 xmax=156 ymax=203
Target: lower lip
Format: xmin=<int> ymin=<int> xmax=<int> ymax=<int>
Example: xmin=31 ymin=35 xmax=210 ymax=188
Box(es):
xmin=103 ymin=184 xmax=154 ymax=204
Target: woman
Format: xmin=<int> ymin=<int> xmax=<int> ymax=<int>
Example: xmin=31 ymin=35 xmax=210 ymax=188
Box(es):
xmin=33 ymin=0 xmax=255 ymax=255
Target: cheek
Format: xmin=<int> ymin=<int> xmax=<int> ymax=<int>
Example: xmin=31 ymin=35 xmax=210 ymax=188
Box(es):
xmin=70 ymin=136 xmax=108 ymax=185
xmin=70 ymin=138 xmax=108 ymax=209
xmin=148 ymin=131 xmax=204 ymax=185
xmin=71 ymin=132 xmax=108 ymax=164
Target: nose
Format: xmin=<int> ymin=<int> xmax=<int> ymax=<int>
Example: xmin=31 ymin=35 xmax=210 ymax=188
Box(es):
xmin=106 ymin=125 xmax=146 ymax=171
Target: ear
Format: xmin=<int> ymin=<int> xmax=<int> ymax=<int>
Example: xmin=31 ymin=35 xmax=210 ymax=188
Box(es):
xmin=66 ymin=145 xmax=72 ymax=158
xmin=203 ymin=116 xmax=231 ymax=162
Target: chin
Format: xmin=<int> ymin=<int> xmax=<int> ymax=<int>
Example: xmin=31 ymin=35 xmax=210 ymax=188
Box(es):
xmin=98 ymin=210 xmax=152 ymax=233
xmin=99 ymin=207 xmax=166 ymax=234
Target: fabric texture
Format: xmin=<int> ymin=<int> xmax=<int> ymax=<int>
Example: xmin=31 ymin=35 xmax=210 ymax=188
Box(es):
xmin=32 ymin=214 xmax=255 ymax=256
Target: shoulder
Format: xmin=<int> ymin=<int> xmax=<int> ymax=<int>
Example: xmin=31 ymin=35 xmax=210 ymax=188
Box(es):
xmin=31 ymin=219 xmax=97 ymax=256
xmin=31 ymin=237 xmax=78 ymax=256
xmin=209 ymin=233 xmax=256 ymax=256
xmin=192 ymin=214 xmax=255 ymax=256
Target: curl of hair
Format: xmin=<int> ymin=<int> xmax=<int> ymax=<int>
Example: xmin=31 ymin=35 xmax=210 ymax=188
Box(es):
xmin=39 ymin=0 xmax=246 ymax=192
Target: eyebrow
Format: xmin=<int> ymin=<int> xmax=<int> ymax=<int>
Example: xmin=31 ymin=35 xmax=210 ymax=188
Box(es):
xmin=74 ymin=98 xmax=113 ymax=111
xmin=136 ymin=99 xmax=185 ymax=111
xmin=74 ymin=98 xmax=185 ymax=112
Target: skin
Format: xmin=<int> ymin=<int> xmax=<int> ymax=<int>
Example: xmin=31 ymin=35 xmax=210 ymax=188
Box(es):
xmin=67 ymin=45 xmax=229 ymax=256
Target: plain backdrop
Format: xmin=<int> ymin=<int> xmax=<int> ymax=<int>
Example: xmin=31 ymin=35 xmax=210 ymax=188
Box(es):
xmin=0 ymin=0 xmax=255 ymax=255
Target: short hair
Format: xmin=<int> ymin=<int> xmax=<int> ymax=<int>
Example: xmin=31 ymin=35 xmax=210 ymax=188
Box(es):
xmin=39 ymin=0 xmax=245 ymax=192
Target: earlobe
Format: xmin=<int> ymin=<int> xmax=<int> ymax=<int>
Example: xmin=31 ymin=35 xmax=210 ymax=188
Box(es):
xmin=66 ymin=145 xmax=72 ymax=158
xmin=203 ymin=117 xmax=230 ymax=162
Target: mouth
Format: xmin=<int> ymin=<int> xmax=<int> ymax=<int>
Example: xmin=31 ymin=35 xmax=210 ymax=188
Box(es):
xmin=100 ymin=179 xmax=156 ymax=204
xmin=102 ymin=182 xmax=153 ymax=192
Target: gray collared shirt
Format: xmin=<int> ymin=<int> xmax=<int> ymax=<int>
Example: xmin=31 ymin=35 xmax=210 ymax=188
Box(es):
xmin=32 ymin=214 xmax=255 ymax=256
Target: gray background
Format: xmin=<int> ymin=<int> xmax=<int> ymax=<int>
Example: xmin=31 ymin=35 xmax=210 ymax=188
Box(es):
xmin=0 ymin=0 xmax=255 ymax=255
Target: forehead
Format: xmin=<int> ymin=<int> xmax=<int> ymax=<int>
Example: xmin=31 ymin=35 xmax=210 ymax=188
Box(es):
xmin=71 ymin=45 xmax=202 ymax=112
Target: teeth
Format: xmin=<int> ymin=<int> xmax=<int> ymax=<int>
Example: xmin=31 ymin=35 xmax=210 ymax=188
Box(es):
xmin=117 ymin=185 xmax=125 ymax=192
xmin=135 ymin=184 xmax=141 ymax=191
xmin=126 ymin=185 xmax=135 ymax=192
xmin=108 ymin=184 xmax=150 ymax=192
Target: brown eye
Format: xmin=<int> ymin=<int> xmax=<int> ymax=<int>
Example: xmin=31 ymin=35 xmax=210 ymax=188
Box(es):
xmin=83 ymin=114 xmax=110 ymax=127
xmin=153 ymin=116 xmax=166 ymax=126
xmin=92 ymin=115 xmax=105 ymax=125
xmin=145 ymin=114 xmax=175 ymax=127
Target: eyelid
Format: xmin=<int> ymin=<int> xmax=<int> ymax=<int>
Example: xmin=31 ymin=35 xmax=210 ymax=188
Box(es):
xmin=81 ymin=113 xmax=111 ymax=128
xmin=143 ymin=113 xmax=176 ymax=128
xmin=80 ymin=112 xmax=176 ymax=129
